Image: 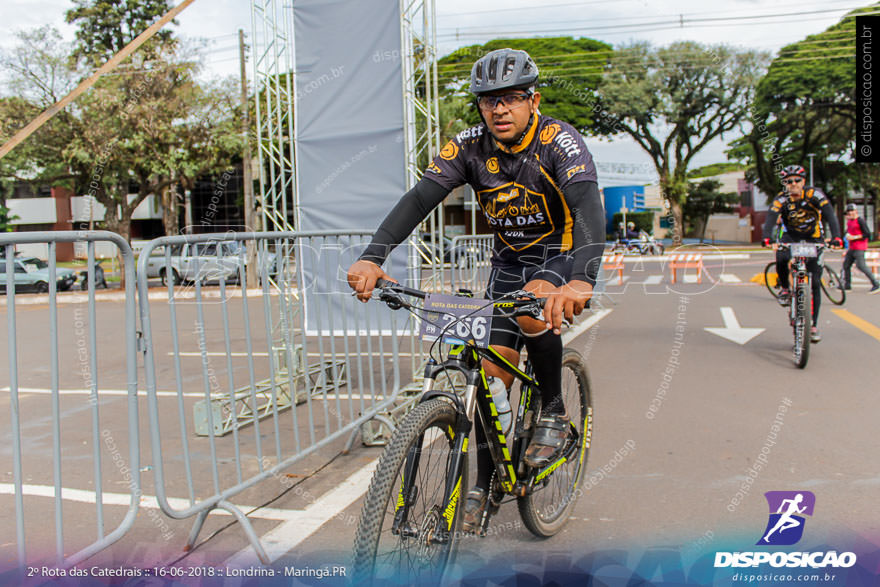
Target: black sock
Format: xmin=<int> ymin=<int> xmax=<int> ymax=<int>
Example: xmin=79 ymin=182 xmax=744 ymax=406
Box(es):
xmin=524 ymin=330 xmax=564 ymax=416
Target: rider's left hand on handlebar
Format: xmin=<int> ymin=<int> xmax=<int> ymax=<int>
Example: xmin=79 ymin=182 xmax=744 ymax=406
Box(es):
xmin=830 ymin=237 xmax=844 ymax=249
xmin=542 ymin=280 xmax=593 ymax=335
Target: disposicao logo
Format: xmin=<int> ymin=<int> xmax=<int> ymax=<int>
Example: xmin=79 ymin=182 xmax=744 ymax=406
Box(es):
xmin=758 ymin=490 xmax=815 ymax=546
xmin=714 ymin=491 xmax=857 ymax=570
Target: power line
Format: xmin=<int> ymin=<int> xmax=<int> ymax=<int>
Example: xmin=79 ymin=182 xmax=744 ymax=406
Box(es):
xmin=440 ymin=0 xmax=864 ymax=32
xmin=437 ymin=7 xmax=870 ymax=40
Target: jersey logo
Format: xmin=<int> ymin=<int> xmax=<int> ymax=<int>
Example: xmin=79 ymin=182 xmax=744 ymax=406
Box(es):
xmin=496 ymin=187 xmax=519 ymax=202
xmin=566 ymin=164 xmax=586 ymax=179
xmin=477 ymin=182 xmax=555 ymax=251
xmin=440 ymin=140 xmax=459 ymax=160
xmin=455 ymin=126 xmax=483 ymax=142
xmin=553 ymin=130 xmax=582 ymax=158
xmin=426 ymin=161 xmax=442 ymax=175
xmin=486 ymin=157 xmax=499 ymax=174
xmin=540 ymin=123 xmax=561 ymax=145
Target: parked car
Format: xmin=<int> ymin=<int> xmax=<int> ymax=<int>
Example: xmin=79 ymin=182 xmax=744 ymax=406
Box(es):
xmin=0 ymin=257 xmax=77 ymax=293
xmin=143 ymin=241 xmax=277 ymax=286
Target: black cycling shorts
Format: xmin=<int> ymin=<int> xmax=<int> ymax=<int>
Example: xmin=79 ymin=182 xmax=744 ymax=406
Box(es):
xmin=486 ymin=254 xmax=573 ymax=351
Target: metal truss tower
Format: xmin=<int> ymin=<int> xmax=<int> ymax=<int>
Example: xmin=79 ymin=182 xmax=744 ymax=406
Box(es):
xmin=249 ymin=0 xmax=439 ymax=235
xmin=250 ymin=0 xmax=296 ymax=232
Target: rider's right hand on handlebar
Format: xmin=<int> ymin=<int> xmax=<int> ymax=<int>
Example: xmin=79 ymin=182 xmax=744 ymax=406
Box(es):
xmin=347 ymin=260 xmax=394 ymax=302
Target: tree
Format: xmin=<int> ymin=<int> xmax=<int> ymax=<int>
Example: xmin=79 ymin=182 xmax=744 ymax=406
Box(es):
xmin=437 ymin=37 xmax=614 ymax=136
xmin=598 ymin=41 xmax=768 ymax=244
xmin=0 ymin=27 xmax=84 ymax=188
xmin=728 ymin=6 xmax=871 ymax=222
xmin=65 ymin=0 xmax=177 ymax=65
xmin=682 ymin=179 xmax=738 ymax=242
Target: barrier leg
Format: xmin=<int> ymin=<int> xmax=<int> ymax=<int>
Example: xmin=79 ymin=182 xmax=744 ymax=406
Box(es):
xmin=184 ymin=501 xmax=270 ymax=564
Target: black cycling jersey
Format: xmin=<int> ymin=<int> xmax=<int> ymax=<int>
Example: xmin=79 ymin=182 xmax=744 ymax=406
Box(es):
xmin=763 ymin=187 xmax=841 ymax=242
xmin=359 ymin=114 xmax=605 ymax=283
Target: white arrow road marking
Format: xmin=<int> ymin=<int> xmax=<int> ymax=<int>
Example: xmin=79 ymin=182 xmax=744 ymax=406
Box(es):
xmin=704 ymin=307 xmax=765 ymax=345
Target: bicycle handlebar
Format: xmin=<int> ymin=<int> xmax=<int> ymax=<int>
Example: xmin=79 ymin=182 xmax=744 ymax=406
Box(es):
xmin=374 ymin=277 xmax=547 ymax=319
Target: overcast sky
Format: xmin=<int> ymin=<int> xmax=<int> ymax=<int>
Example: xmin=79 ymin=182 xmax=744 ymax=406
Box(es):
xmin=0 ymin=0 xmax=866 ymax=176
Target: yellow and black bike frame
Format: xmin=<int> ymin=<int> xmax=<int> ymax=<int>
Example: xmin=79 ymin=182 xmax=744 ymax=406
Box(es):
xmin=392 ymin=333 xmax=583 ymax=541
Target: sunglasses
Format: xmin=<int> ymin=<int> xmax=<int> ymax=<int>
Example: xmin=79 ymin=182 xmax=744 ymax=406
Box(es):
xmin=477 ymin=92 xmax=532 ymax=111
xmin=782 ymin=178 xmax=804 ymax=185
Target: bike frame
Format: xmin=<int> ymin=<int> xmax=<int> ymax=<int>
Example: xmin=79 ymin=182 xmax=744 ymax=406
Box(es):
xmin=392 ymin=327 xmax=582 ymax=542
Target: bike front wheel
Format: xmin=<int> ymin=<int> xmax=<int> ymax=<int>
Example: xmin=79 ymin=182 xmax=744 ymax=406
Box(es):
xmin=820 ymin=265 xmax=846 ymax=306
xmin=764 ymin=261 xmax=782 ymax=300
xmin=517 ymin=348 xmax=593 ymax=537
xmin=352 ymin=399 xmax=465 ymax=585
xmin=793 ymin=279 xmax=811 ymax=368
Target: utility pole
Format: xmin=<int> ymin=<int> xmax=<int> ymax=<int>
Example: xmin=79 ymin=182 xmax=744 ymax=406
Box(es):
xmin=240 ymin=29 xmax=258 ymax=286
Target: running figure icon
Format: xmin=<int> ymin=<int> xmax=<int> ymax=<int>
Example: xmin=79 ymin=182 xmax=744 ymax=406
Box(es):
xmin=763 ymin=494 xmax=807 ymax=543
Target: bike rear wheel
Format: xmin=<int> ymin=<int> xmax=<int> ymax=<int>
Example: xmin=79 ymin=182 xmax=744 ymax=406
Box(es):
xmin=352 ymin=399 xmax=465 ymax=584
xmin=764 ymin=261 xmax=782 ymax=299
xmin=820 ymin=265 xmax=846 ymax=306
xmin=517 ymin=349 xmax=592 ymax=537
xmin=793 ymin=278 xmax=811 ymax=369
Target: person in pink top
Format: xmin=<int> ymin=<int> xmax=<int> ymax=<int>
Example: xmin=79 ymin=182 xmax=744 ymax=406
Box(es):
xmin=842 ymin=203 xmax=880 ymax=294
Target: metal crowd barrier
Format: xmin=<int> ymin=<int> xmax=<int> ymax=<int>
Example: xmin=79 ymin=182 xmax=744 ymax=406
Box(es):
xmin=0 ymin=231 xmax=140 ymax=570
xmin=450 ymin=234 xmax=493 ymax=294
xmin=136 ymin=230 xmax=421 ymax=563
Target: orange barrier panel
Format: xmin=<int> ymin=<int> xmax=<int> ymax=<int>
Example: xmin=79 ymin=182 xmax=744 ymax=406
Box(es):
xmin=602 ymin=253 xmax=625 ymax=285
xmin=668 ymin=253 xmax=703 ymax=284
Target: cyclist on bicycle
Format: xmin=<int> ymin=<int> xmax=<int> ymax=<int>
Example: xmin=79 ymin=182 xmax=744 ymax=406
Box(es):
xmin=762 ymin=164 xmax=842 ymax=342
xmin=346 ymin=48 xmax=605 ymax=531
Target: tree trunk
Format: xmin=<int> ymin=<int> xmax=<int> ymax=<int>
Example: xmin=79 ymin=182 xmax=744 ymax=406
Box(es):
xmin=161 ymin=184 xmax=180 ymax=237
xmin=666 ymin=198 xmax=684 ymax=247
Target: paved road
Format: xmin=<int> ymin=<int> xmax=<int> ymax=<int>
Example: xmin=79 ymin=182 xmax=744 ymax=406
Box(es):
xmin=1 ymin=251 xmax=879 ymax=584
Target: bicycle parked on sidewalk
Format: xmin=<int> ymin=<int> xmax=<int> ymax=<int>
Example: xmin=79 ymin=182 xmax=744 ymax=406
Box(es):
xmin=351 ymin=279 xmax=592 ymax=584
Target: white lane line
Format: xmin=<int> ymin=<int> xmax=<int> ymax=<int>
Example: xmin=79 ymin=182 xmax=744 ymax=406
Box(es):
xmin=719 ymin=274 xmax=742 ymax=283
xmin=0 ymin=483 xmax=297 ymax=521
xmin=683 ymin=274 xmax=700 ymax=283
xmin=1 ymin=388 xmax=372 ymax=401
xmin=0 ymin=288 xmax=276 ymax=306
xmin=169 ymin=351 xmax=416 ymax=358
xmin=562 ymin=308 xmax=612 ymax=345
xmin=642 ymin=275 xmax=663 ymax=285
xmin=0 ymin=387 xmax=202 ymax=398
xmin=603 ymin=276 xmax=630 ymax=286
xmin=223 ymin=459 xmax=379 ymax=566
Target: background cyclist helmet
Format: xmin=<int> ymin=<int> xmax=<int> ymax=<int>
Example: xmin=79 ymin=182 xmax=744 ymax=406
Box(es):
xmin=470 ymin=48 xmax=539 ymax=95
xmin=845 ymin=203 xmax=857 ymax=213
xmin=779 ymin=164 xmax=806 ymax=180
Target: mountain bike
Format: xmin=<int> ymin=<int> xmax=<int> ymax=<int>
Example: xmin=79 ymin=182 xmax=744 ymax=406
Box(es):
xmin=351 ymin=279 xmax=592 ymax=584
xmin=775 ymin=242 xmax=826 ymax=368
xmin=764 ymin=255 xmax=845 ymax=306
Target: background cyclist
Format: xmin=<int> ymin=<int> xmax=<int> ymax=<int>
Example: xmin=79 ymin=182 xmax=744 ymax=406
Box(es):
xmin=346 ymin=48 xmax=605 ymax=532
xmin=762 ymin=164 xmax=842 ymax=343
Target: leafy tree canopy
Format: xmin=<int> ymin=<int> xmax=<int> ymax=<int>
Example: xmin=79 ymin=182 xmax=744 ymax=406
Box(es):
xmin=437 ymin=37 xmax=613 ymax=135
xmin=728 ymin=5 xmax=874 ymax=201
xmin=65 ymin=0 xmax=177 ymax=65
xmin=687 ymin=162 xmax=745 ymax=179
xmin=597 ymin=41 xmax=768 ymax=242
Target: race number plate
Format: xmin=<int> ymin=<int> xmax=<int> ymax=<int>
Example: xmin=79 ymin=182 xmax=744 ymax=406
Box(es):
xmin=790 ymin=243 xmax=818 ymax=258
xmin=420 ymin=293 xmax=493 ymax=348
